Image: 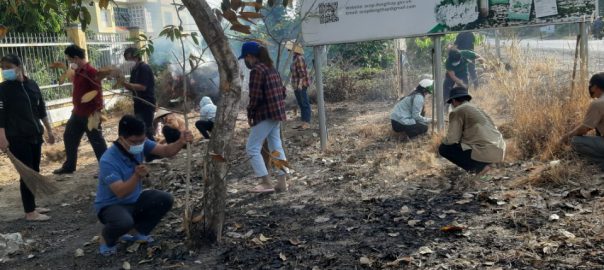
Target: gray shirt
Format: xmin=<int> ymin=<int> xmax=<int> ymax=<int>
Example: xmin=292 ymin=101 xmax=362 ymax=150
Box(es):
xmin=390 ymin=94 xmax=430 ymax=126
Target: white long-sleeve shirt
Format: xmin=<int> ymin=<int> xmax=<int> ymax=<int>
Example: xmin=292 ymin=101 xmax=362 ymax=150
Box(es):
xmin=390 ymin=94 xmax=430 ymax=126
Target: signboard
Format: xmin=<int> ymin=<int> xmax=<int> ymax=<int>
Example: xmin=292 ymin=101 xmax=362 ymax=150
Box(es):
xmin=301 ymin=0 xmax=595 ymax=45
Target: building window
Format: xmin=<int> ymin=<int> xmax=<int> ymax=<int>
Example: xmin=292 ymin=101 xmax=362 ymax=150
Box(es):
xmin=114 ymin=7 xmax=130 ymax=27
xmin=128 ymin=5 xmax=153 ymax=32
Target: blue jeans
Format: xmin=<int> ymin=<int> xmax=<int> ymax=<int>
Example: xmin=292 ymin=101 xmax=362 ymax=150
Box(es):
xmin=246 ymin=120 xmax=286 ymax=177
xmin=294 ymin=88 xmax=311 ymax=123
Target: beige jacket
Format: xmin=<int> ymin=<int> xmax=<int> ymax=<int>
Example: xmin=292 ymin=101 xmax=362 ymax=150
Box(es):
xmin=442 ymin=102 xmax=506 ymax=163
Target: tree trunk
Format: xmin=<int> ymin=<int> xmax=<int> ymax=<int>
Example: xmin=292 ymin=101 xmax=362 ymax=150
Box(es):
xmin=181 ymin=0 xmax=242 ymax=245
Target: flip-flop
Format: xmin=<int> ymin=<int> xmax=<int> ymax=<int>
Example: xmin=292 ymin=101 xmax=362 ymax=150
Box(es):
xmin=120 ymin=233 xmax=154 ymax=243
xmin=248 ymin=186 xmax=275 ymax=193
xmin=36 ymin=207 xmax=51 ymax=214
xmin=26 ymin=213 xmax=50 ymax=222
xmin=99 ymin=243 xmax=117 ymax=256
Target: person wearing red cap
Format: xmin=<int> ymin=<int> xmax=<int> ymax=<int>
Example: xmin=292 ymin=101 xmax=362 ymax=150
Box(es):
xmin=239 ymin=41 xmax=288 ymax=193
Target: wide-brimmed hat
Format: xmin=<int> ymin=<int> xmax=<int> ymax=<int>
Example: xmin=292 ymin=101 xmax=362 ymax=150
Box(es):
xmin=446 ymin=87 xmax=472 ymax=104
xmin=285 ymin=40 xmax=304 ymax=54
xmin=154 ymin=109 xmax=171 ymax=121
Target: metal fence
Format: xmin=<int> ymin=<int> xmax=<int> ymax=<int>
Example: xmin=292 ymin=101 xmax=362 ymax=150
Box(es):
xmin=0 ymin=33 xmax=73 ymax=101
xmin=0 ymin=32 xmax=135 ymax=102
xmin=87 ymin=32 xmax=135 ymax=77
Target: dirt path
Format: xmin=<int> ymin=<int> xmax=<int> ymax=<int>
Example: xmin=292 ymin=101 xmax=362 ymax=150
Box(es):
xmin=2 ymin=101 xmax=604 ymax=269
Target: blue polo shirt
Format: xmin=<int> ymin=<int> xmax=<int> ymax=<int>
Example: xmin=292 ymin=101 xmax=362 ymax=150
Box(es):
xmin=94 ymin=139 xmax=157 ymax=214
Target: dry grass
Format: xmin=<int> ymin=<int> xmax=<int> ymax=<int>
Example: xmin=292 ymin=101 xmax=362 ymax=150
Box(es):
xmin=107 ymin=97 xmax=133 ymax=116
xmin=477 ymin=41 xmax=590 ymax=161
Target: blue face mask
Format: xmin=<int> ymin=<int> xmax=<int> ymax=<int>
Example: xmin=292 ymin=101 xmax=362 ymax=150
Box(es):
xmin=2 ymin=69 xmax=17 ymax=81
xmin=128 ymin=143 xmax=145 ymax=155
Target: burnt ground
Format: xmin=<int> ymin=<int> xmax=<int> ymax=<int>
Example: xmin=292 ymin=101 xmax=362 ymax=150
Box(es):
xmin=2 ymin=100 xmax=604 ymax=269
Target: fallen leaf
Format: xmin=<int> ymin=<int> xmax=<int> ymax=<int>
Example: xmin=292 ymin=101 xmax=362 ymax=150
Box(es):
xmin=559 ymin=229 xmax=576 ymax=240
xmin=127 ymin=242 xmax=141 ymax=253
xmin=226 ymin=232 xmax=243 ymax=239
xmin=455 ymin=199 xmax=472 ymax=205
xmin=542 ymin=242 xmax=559 ymax=255
xmin=81 ymin=90 xmax=98 ymax=103
xmin=259 ymin=234 xmax=270 ymax=242
xmin=243 ymin=230 xmax=254 ymax=238
xmin=87 ymin=111 xmax=101 ymax=131
xmin=359 ymin=256 xmax=373 ymax=266
xmin=147 ymin=246 xmax=161 ymax=258
xmin=388 ymin=232 xmax=400 ymax=237
xmin=0 ymin=25 xmax=8 ymax=39
xmin=549 ymin=214 xmax=560 ymax=221
xmin=74 ymin=248 xmax=84 ymax=257
xmin=49 ymin=62 xmax=67 ymax=70
xmin=289 ymin=238 xmax=301 ymax=246
xmin=210 ymin=153 xmax=226 ymax=162
xmin=315 ymin=216 xmax=330 ymax=223
xmin=383 ymin=256 xmax=413 ymax=267
xmin=418 ymin=246 xmax=433 ymax=255
xmin=251 ymin=237 xmax=264 ymax=246
xmin=400 ymin=206 xmax=411 ymax=214
xmin=192 ymin=215 xmax=204 ymax=224
xmin=279 ymin=252 xmax=287 ymax=261
xmin=138 ymin=259 xmax=153 ymax=265
xmin=441 ymin=225 xmax=465 ymax=233
xmin=407 ymin=220 xmax=421 ymax=226
xmin=122 ymin=261 xmax=132 ymax=270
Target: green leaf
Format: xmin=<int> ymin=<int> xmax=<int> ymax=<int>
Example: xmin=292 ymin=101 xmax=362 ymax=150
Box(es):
xmin=191 ymin=34 xmax=199 ymax=45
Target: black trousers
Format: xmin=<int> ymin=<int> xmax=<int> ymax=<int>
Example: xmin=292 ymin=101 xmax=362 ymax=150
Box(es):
xmin=61 ymin=114 xmax=107 ymax=171
xmin=438 ymin=143 xmax=489 ymax=173
xmin=195 ymin=120 xmax=214 ymax=139
xmin=162 ymin=126 xmax=181 ymax=144
xmin=8 ymin=138 xmax=41 ymax=213
xmin=391 ymin=120 xmax=428 ymax=139
xmin=97 ymin=190 xmax=173 ymax=246
xmin=134 ymin=103 xmax=156 ymax=141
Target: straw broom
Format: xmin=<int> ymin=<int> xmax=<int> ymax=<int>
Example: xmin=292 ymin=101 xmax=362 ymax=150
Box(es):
xmin=6 ymin=151 xmax=59 ymax=197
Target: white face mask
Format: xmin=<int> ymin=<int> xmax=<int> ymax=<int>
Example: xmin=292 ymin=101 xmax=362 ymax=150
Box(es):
xmin=69 ymin=63 xmax=78 ymax=70
xmin=451 ymin=61 xmax=461 ymax=67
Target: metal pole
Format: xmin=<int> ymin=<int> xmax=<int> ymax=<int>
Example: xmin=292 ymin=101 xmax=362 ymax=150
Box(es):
xmin=580 ymin=21 xmax=589 ymax=84
xmin=313 ymin=45 xmax=328 ymax=151
xmin=495 ymin=29 xmax=501 ymax=60
xmin=433 ymin=35 xmax=445 ymax=131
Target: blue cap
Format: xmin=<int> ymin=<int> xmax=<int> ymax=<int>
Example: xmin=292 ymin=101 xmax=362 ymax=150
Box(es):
xmin=239 ymin=41 xmax=261 ymax=59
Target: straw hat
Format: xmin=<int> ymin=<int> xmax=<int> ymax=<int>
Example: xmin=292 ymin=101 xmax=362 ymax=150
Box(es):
xmin=154 ymin=109 xmax=171 ymax=121
xmin=285 ymin=40 xmax=304 ymax=54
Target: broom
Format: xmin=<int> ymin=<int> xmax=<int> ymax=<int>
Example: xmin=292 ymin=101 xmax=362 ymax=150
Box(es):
xmin=6 ymin=151 xmax=59 ymax=197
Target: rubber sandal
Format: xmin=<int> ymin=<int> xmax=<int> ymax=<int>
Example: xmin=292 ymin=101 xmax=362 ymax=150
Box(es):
xmin=120 ymin=233 xmax=154 ymax=244
xmin=99 ymin=243 xmax=117 ymax=256
xmin=36 ymin=207 xmax=51 ymax=214
xmin=248 ymin=185 xmax=275 ymax=193
xmin=25 ymin=213 xmax=50 ymax=222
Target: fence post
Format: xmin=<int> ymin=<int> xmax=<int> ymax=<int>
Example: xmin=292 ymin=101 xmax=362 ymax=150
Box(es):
xmin=66 ymin=24 xmax=88 ymax=60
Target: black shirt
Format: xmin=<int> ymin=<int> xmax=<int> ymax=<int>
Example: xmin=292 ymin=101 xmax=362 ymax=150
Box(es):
xmin=455 ymin=32 xmax=475 ymax=50
xmin=0 ymin=78 xmax=47 ymax=143
xmin=129 ymin=62 xmax=156 ymax=108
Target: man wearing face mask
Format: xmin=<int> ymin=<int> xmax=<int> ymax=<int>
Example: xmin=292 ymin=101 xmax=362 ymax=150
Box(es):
xmin=122 ymin=48 xmax=156 ymax=142
xmin=444 ymin=48 xmax=484 ymax=110
xmin=54 ymin=45 xmax=107 ymax=175
xmin=560 ymin=73 xmax=604 ymax=169
xmin=0 ymin=54 xmax=56 ymax=221
xmin=94 ymin=115 xmax=193 ymax=256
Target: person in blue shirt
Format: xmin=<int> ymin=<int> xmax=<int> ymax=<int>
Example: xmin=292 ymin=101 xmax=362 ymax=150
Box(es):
xmin=390 ymin=79 xmax=433 ymax=139
xmin=94 ymin=115 xmax=193 ymax=256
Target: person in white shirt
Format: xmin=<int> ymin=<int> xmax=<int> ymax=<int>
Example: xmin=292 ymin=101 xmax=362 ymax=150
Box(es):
xmin=195 ymin=96 xmax=217 ymax=139
xmin=390 ymin=79 xmax=433 ymax=139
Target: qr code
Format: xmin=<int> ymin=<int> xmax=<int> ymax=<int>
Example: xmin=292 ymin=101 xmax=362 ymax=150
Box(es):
xmin=319 ymin=2 xmax=339 ymax=24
